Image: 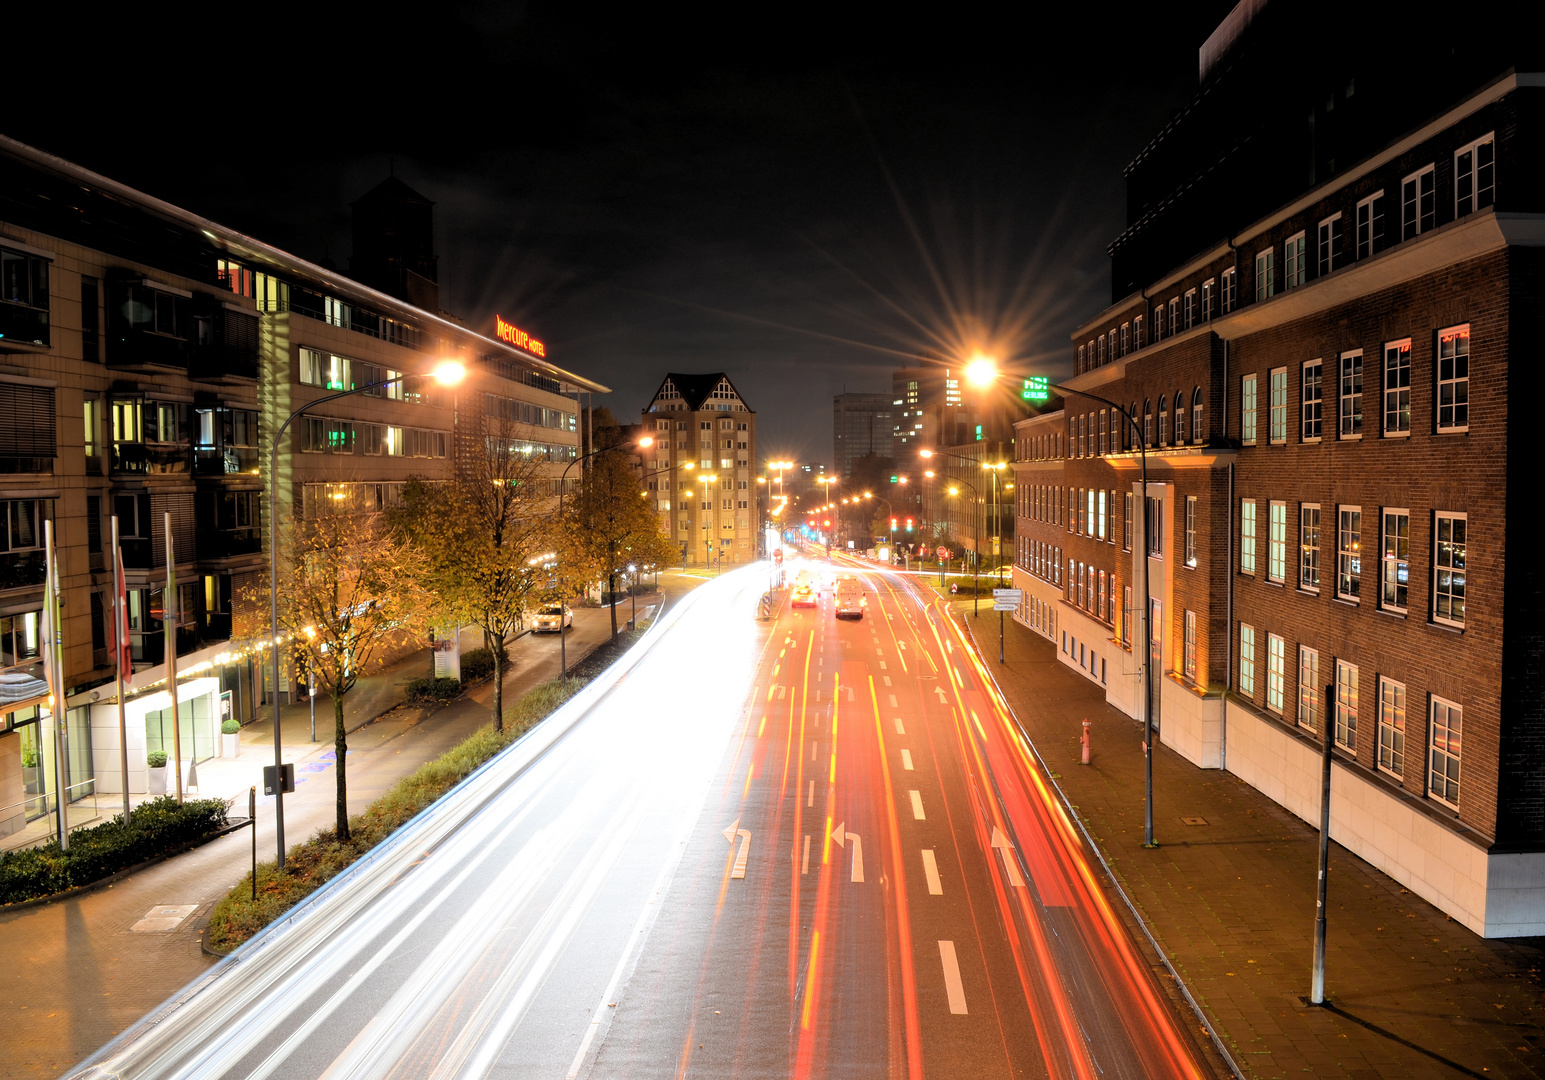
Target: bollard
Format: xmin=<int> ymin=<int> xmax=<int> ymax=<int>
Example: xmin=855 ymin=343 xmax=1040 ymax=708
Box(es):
xmin=1080 ymin=719 xmax=1091 ymax=765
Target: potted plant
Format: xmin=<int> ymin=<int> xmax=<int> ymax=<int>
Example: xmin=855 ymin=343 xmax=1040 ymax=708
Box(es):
xmin=147 ymin=750 xmax=168 ymax=796
xmin=222 ymin=718 xmax=241 ymax=757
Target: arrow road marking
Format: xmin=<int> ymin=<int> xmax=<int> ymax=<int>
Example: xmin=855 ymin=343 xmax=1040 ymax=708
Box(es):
xmin=938 ymin=941 xmax=968 ymax=1014
xmin=829 ymin=821 xmax=863 ymax=882
xmin=921 ymin=850 xmax=943 ymax=895
xmin=990 ymin=825 xmax=1026 ymax=887
xmin=831 ymin=820 xmax=845 ymax=846
xmin=724 ymin=820 xmax=752 ymax=879
xmin=933 ymin=686 xmax=948 ymax=703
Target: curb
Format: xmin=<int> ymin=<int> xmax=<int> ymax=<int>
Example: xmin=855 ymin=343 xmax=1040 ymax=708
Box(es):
xmin=0 ymin=817 xmax=254 ymax=916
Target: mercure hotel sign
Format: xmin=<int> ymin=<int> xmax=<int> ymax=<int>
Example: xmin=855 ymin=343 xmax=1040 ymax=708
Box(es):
xmin=495 ymin=315 xmax=546 ymax=357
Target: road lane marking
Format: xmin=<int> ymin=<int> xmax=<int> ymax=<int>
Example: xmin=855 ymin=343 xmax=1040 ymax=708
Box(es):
xmin=807 ymin=780 xmax=814 ymax=806
xmin=900 ymin=749 xmax=914 ymax=770
xmin=876 ymin=648 xmax=884 ymax=656
xmin=830 ymin=821 xmax=863 ymax=882
xmin=921 ymin=850 xmax=943 ymax=895
xmin=909 ymin=790 xmax=925 ymax=820
xmin=879 ymin=660 xmax=888 ymax=670
xmin=811 ymin=741 xmax=817 ymax=761
xmin=932 ymin=686 xmax=948 ymax=703
xmin=802 ymin=834 xmax=810 ymax=874
xmin=938 ymin=941 xmax=968 ymax=1014
xmin=883 ymin=675 xmax=892 ymax=686
xmin=894 ymin=718 xmax=905 ymax=735
xmin=756 ymin=714 xmax=766 ymax=737
xmin=722 ymin=820 xmax=753 ymax=879
xmin=990 ymin=825 xmax=1026 ymax=887
xmin=888 ymin=695 xmax=898 ymax=707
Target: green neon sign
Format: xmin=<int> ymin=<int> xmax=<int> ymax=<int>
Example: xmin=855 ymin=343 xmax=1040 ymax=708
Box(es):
xmin=1022 ymin=376 xmax=1050 ymax=401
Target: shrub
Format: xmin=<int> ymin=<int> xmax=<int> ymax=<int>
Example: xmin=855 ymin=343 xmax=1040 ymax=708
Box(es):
xmin=459 ymin=646 xmax=507 ymax=685
xmin=0 ymin=796 xmax=229 ymax=906
xmin=406 ymin=676 xmax=461 ymax=702
xmin=222 ymin=718 xmax=241 ymax=735
xmin=147 ymin=750 xmax=168 ymax=768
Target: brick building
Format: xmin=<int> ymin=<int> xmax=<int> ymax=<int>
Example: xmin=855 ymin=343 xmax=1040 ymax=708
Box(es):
xmin=1012 ymin=8 xmax=1544 ymax=936
xmin=0 ymin=137 xmax=604 ymax=840
xmin=641 ymin=373 xmax=756 ymax=569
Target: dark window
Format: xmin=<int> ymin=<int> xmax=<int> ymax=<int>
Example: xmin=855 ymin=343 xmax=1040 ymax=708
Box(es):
xmin=0 ymin=246 xmax=50 ymax=346
xmin=87 ymin=495 xmax=102 ymax=554
xmin=81 ymin=275 xmax=100 ymax=361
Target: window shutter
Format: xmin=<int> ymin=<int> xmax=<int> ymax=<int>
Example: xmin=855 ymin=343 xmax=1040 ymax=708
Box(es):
xmin=0 ymin=383 xmax=57 ymax=457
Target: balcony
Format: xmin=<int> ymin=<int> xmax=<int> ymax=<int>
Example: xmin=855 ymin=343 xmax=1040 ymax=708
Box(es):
xmin=190 ymin=308 xmax=259 ymax=381
xmin=0 ymin=551 xmax=46 ymax=591
xmin=194 ymin=445 xmax=260 ymax=476
xmin=0 ymin=301 xmax=49 ymax=347
xmin=201 ymin=527 xmax=261 ymax=558
xmin=113 ymin=442 xmax=190 ymax=476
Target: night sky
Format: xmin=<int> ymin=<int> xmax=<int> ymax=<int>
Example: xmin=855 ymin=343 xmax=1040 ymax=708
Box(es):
xmin=12 ymin=2 xmax=1232 ymax=461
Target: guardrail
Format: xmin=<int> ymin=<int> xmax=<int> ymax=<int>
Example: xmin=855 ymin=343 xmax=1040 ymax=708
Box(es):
xmin=0 ymin=780 xmax=105 ymax=852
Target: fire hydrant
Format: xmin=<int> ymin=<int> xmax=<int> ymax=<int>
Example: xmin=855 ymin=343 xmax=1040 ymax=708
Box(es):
xmin=1080 ymin=719 xmax=1091 ymax=765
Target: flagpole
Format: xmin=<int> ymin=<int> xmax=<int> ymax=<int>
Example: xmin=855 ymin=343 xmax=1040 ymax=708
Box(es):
xmin=43 ymin=520 xmax=69 ymax=851
xmin=166 ymin=513 xmax=183 ymax=804
xmin=112 ymin=516 xmax=130 ymax=822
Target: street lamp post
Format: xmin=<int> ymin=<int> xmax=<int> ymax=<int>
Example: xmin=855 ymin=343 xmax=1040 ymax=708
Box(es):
xmin=266 ymin=359 xmax=465 ymax=868
xmin=921 ymin=450 xmax=984 ymax=616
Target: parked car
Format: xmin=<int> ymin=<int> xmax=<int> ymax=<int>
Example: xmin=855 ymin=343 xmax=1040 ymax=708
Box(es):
xmin=533 ymin=604 xmax=573 ymax=632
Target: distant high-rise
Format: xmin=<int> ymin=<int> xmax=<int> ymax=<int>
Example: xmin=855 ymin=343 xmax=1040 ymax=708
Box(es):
xmin=832 ymin=393 xmax=893 ymax=476
xmin=350 ymin=176 xmax=440 ymax=313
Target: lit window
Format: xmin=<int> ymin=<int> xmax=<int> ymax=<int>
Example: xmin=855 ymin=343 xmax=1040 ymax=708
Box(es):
xmin=1240 ymin=498 xmax=1257 ymax=574
xmin=1241 ymin=374 xmax=1258 ymax=445
xmin=1239 ymin=623 xmax=1257 ymax=698
xmin=1183 ymin=610 xmax=1197 ymax=680
xmin=1269 ymin=368 xmax=1288 ymax=443
xmin=1335 ymin=659 xmax=1359 ymax=752
xmin=1268 ymin=501 xmax=1287 ymax=583
xmin=1267 ymin=634 xmax=1286 ymax=714
xmin=1337 ymin=506 xmax=1361 ymax=601
xmin=1192 ymin=387 xmax=1204 ymax=443
xmin=1383 ymin=340 xmax=1411 ymax=435
xmin=1298 ymin=647 xmax=1320 ymax=732
xmin=1184 ymin=496 xmax=1197 ymax=568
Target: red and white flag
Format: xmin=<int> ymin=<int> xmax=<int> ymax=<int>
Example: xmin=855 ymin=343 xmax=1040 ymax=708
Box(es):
xmin=110 ymin=534 xmax=132 ymax=682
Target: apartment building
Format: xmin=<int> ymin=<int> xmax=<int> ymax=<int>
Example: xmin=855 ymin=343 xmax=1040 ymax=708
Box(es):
xmin=0 ymin=137 xmax=605 ymax=839
xmin=1012 ymin=8 xmax=1543 ymax=936
xmin=641 ymin=373 xmax=756 ymax=568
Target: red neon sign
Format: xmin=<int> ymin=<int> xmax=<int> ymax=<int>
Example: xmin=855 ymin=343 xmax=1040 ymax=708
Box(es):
xmin=495 ymin=315 xmax=546 ymax=357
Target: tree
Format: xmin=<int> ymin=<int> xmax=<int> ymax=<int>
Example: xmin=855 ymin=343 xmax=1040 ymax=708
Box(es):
xmin=236 ymin=511 xmax=424 ymax=842
xmin=391 ymin=421 xmax=553 ymax=733
xmin=566 ymin=434 xmax=677 ymax=640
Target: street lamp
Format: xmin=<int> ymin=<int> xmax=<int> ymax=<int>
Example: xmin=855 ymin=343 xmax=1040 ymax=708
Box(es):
xmin=266 ymin=358 xmax=464 ymax=868
xmin=697 ymin=473 xmax=718 ymax=572
xmin=981 ymin=460 xmax=1009 ymax=586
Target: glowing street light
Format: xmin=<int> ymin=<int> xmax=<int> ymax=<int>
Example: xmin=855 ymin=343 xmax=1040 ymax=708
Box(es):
xmin=965 ymin=355 xmax=998 ymax=387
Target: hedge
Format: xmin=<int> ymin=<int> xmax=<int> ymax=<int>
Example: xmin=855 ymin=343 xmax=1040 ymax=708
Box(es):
xmin=0 ymin=796 xmax=230 ymax=906
xmin=205 ymin=623 xmax=648 ymax=952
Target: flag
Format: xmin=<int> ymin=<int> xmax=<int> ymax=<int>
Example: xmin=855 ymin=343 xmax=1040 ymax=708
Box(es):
xmin=40 ymin=526 xmax=61 ymax=709
xmin=113 ymin=539 xmax=132 ymax=682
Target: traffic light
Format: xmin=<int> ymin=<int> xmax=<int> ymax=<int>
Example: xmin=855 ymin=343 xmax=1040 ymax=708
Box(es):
xmin=905 ymin=518 xmax=914 ymax=532
xmin=890 ymin=517 xmax=898 ymax=529
xmin=823 ymin=519 xmax=830 ymax=527
xmin=889 ymin=475 xmax=898 ymax=483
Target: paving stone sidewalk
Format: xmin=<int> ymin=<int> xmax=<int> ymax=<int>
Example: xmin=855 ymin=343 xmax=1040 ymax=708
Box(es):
xmin=960 ymin=605 xmax=1545 ymax=1080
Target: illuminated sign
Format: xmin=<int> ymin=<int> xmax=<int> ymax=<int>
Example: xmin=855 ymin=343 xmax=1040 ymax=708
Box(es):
xmin=1022 ymin=376 xmax=1050 ymax=401
xmin=495 ymin=315 xmax=546 ymax=357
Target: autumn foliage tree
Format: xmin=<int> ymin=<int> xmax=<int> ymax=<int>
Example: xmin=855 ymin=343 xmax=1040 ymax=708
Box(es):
xmin=392 ymin=421 xmax=553 ymax=732
xmin=236 ymin=509 xmax=425 ymax=842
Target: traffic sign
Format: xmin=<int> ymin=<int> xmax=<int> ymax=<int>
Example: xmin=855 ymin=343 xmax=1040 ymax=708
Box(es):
xmin=773 ymin=548 xmax=783 ymax=564
xmin=992 ymin=600 xmax=1019 ymax=611
xmin=936 ymin=546 xmax=950 ymax=560
xmin=992 ymin=588 xmax=1023 ymax=612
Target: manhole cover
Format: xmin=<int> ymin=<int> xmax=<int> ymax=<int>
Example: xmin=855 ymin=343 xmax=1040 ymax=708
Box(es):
xmin=1180 ymin=816 xmax=1209 ymax=826
xmin=131 ymin=904 xmax=199 ymax=933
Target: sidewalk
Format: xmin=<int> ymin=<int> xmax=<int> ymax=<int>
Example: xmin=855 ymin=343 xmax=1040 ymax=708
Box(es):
xmin=958 ymin=604 xmax=1545 ymax=1080
xmin=0 ymin=589 xmax=676 ymax=1080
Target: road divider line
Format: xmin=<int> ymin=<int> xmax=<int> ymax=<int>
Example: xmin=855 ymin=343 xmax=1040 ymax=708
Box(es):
xmin=888 ymin=694 xmax=898 ymax=707
xmin=909 ymin=790 xmax=926 ymax=820
xmin=811 ymin=741 xmax=817 ymax=761
xmin=900 ymin=749 xmax=914 ymax=770
xmin=883 ymin=675 xmax=892 ymax=686
xmin=802 ymin=835 xmax=810 ymax=874
xmin=938 ymin=941 xmax=968 ymax=1014
xmin=879 ymin=660 xmax=888 ymax=670
xmin=894 ymin=719 xmax=905 ymax=735
xmin=921 ymin=850 xmax=943 ymax=895
xmin=807 ymin=780 xmax=814 ymax=807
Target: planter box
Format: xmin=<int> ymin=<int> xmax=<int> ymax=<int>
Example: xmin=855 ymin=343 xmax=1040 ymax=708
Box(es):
xmin=222 ymin=732 xmax=239 ymax=758
xmin=147 ymin=766 xmax=167 ymax=797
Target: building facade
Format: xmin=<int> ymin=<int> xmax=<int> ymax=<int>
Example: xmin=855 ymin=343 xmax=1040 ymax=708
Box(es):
xmin=642 ymin=373 xmax=756 ymax=569
xmin=832 ymin=392 xmax=892 ymax=477
xmin=0 ymin=137 xmax=604 ymax=841
xmin=1013 ymin=22 xmax=1543 ymax=936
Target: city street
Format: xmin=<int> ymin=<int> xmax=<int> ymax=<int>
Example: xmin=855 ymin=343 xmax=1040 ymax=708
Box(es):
xmin=63 ymin=563 xmax=1211 ymax=1080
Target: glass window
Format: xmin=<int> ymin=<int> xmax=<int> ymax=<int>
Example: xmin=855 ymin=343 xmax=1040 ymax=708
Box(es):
xmin=1269 ymin=368 xmax=1288 ymax=443
xmin=1123 ymin=493 xmax=1133 ymax=551
xmin=1335 ymin=660 xmax=1359 ymax=752
xmin=1122 ymin=586 xmax=1132 ymax=645
xmin=1239 ymin=624 xmax=1257 ymax=698
xmin=1192 ymin=387 xmax=1204 ymax=443
xmin=1337 ymin=507 xmax=1361 ymax=601
xmin=1302 ymin=360 xmax=1323 ymax=441
xmin=1454 ymin=135 xmax=1495 ymax=217
xmin=1339 ymin=351 xmax=1363 ymax=438
xmin=1175 ymin=392 xmax=1186 ymax=445
xmin=1300 ymin=504 xmax=1321 ymax=590
xmin=1185 ymin=496 xmax=1197 ymax=568
xmin=1285 ymin=232 xmax=1307 ymax=288
xmin=1434 ymin=513 xmax=1466 ymax=627
xmin=1402 ymin=165 xmax=1436 ymax=239
xmin=1381 ymin=510 xmax=1410 ymax=612
xmin=1267 ymin=634 xmax=1286 ymax=714
xmin=1317 ymin=213 xmax=1344 ymax=276
xmin=1240 ymin=498 xmax=1256 ymax=574
xmin=1383 ymin=340 xmax=1411 ymax=435
xmin=1221 ymin=267 xmax=1237 ymax=312
xmin=1254 ymin=249 xmax=1275 ymax=301
xmin=1183 ymin=610 xmax=1197 ymax=679
xmin=1298 ymin=647 xmax=1320 ymax=731
xmin=1429 ymin=697 xmax=1462 ymax=808
xmin=1437 ymin=325 xmax=1470 ymax=432
xmin=1268 ymin=501 xmax=1287 ymax=583
xmin=1183 ymin=289 xmax=1196 ymax=329
xmin=1241 ymin=375 xmax=1258 ymax=444
xmin=1378 ymin=677 xmax=1406 ymax=776
xmin=1356 ymin=191 xmax=1386 ymax=259
xmin=1202 ymin=279 xmax=1215 ymax=320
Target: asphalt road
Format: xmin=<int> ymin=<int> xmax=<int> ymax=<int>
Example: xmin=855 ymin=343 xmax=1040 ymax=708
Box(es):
xmin=62 ymin=562 xmax=1210 ymax=1079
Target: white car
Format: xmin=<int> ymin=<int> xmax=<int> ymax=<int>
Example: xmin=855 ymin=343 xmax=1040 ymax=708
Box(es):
xmin=533 ymin=604 xmax=572 ymax=633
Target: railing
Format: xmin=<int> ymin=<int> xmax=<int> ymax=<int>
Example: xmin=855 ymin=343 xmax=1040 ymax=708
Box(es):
xmin=112 ymin=442 xmax=191 ymax=475
xmin=0 ymin=781 xmax=104 ymax=853
xmin=194 ymin=445 xmax=261 ymax=475
xmin=0 ymin=300 xmax=50 ymax=346
xmin=200 ymin=526 xmax=261 ymax=558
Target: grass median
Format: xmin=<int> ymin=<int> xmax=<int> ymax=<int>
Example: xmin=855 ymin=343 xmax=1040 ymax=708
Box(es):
xmin=205 ymin=623 xmax=648 ymax=953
